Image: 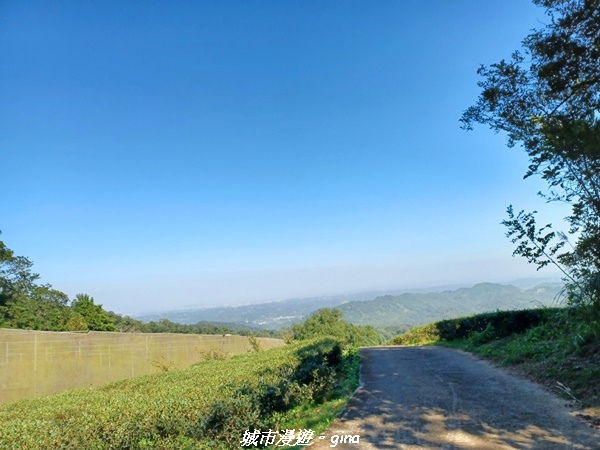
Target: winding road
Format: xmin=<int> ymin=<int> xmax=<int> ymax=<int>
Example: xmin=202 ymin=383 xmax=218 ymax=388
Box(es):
xmin=311 ymin=346 xmax=599 ymax=450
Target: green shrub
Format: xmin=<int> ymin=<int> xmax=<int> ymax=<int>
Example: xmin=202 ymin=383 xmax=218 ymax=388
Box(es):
xmin=189 ymin=394 xmax=265 ymax=449
xmin=387 ymin=323 xmax=441 ymax=346
xmin=290 ymin=309 xmax=382 ymax=346
xmin=435 ymin=308 xmax=560 ymax=341
xmin=388 ymin=308 xmax=563 ymax=346
xmin=469 ymin=322 xmax=496 ymax=345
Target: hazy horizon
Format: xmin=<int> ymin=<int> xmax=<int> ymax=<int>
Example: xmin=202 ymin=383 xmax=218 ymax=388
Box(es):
xmin=2 ymin=1 xmax=572 ymax=317
xmin=130 ymin=274 xmax=564 ymax=317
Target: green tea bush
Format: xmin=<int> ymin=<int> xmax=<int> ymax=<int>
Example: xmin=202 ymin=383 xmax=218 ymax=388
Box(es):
xmin=388 ymin=308 xmax=562 ymax=346
xmin=435 ymin=308 xmax=561 ymax=341
xmin=190 ymin=338 xmax=343 ymax=447
xmin=189 ymin=394 xmax=264 ymax=449
xmin=387 ymin=323 xmax=441 ymax=346
xmin=0 ymin=337 xmax=344 ymax=449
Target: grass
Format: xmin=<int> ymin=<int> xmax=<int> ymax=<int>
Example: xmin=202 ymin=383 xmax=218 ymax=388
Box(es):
xmin=442 ymin=329 xmax=600 ymax=410
xmin=387 ymin=307 xmax=600 ymax=427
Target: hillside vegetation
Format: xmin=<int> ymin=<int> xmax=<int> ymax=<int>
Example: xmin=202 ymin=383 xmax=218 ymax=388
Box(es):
xmin=388 ymin=306 xmax=600 ymax=421
xmin=134 ymin=291 xmax=385 ymax=327
xmin=135 ymin=282 xmax=563 ymax=334
xmin=339 ymin=282 xmax=562 ymax=328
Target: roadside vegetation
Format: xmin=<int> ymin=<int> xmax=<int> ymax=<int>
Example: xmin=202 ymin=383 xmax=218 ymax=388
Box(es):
xmin=387 ymin=305 xmax=600 ymax=423
xmin=459 ymin=0 xmax=600 ymax=413
xmin=272 ymin=346 xmax=361 ymax=449
xmin=421 ymin=0 xmax=600 ymax=426
xmin=287 ymin=307 xmax=382 ymax=347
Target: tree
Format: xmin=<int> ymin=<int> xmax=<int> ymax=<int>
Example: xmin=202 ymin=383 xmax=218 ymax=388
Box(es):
xmin=71 ymin=294 xmax=117 ymax=331
xmin=291 ymin=308 xmax=381 ymax=346
xmin=106 ymin=310 xmax=145 ymax=333
xmin=1 ymin=234 xmax=75 ymax=330
xmin=0 ymin=235 xmax=47 ymax=328
xmin=461 ymin=0 xmax=600 ymax=311
xmin=0 ymin=234 xmax=116 ymax=331
xmin=0 ymin=236 xmax=40 ymax=307
xmin=1 ymin=283 xmax=72 ymax=331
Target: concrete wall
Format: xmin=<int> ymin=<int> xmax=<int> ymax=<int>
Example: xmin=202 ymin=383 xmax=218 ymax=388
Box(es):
xmin=0 ymin=328 xmax=284 ymax=404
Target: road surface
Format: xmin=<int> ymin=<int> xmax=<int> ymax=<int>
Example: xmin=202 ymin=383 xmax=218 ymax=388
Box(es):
xmin=311 ymin=346 xmax=599 ymax=449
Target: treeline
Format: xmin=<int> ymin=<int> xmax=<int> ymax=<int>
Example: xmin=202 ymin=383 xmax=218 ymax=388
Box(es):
xmin=109 ymin=314 xmax=279 ymax=337
xmin=0 ymin=234 xmax=116 ymax=332
xmin=1 ymin=235 xmax=373 ymax=341
xmin=0 ymin=235 xmax=276 ymax=337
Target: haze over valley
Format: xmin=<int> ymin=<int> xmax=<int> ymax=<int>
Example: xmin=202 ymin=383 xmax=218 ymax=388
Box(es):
xmin=135 ymin=281 xmax=564 ymax=331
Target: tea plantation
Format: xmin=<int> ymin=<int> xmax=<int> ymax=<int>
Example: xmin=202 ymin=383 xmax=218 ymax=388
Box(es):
xmin=0 ymin=337 xmax=345 ymax=449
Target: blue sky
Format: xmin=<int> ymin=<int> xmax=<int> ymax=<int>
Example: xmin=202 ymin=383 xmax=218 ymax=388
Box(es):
xmin=1 ymin=1 xmax=568 ymax=315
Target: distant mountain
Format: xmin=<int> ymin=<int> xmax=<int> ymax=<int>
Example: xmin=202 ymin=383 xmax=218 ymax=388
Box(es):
xmin=134 ymin=282 xmax=564 ymax=329
xmin=337 ymin=282 xmax=564 ymax=328
xmin=134 ymin=291 xmax=384 ymax=328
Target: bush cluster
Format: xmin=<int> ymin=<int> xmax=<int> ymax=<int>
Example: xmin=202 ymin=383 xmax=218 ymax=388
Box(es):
xmin=289 ymin=308 xmax=382 ymax=347
xmin=388 ymin=308 xmax=561 ymax=346
xmin=435 ymin=308 xmax=561 ymax=342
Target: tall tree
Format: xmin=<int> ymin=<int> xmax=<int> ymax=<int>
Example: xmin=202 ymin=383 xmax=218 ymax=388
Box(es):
xmin=71 ymin=294 xmax=117 ymax=331
xmin=0 ymin=234 xmax=115 ymax=331
xmin=461 ymin=0 xmax=600 ymax=310
xmin=0 ymin=236 xmax=39 ymax=307
xmin=9 ymin=285 xmax=72 ymax=331
xmin=0 ymin=235 xmax=43 ymax=328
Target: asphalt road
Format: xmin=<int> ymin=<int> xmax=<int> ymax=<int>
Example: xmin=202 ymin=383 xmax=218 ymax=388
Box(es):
xmin=311 ymin=346 xmax=600 ymax=450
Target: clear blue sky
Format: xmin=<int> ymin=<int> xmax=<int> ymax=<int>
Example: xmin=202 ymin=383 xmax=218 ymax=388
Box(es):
xmin=1 ymin=1 xmax=568 ymax=315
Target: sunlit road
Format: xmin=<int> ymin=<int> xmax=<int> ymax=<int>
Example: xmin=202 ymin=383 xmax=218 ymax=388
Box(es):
xmin=311 ymin=346 xmax=599 ymax=449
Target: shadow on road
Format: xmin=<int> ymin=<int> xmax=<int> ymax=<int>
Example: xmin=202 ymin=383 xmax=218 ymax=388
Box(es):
xmin=311 ymin=347 xmax=599 ymax=450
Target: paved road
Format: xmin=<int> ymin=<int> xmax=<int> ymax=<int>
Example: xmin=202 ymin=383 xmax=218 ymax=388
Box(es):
xmin=311 ymin=347 xmax=600 ymax=450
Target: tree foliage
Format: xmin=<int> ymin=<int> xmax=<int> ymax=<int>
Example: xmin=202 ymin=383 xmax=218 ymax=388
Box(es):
xmin=462 ymin=0 xmax=600 ymax=310
xmin=0 ymin=238 xmax=39 ymax=307
xmin=0 ymin=233 xmax=117 ymax=332
xmin=0 ymin=234 xmax=280 ymax=336
xmin=0 ymin=236 xmax=71 ymax=330
xmin=290 ymin=308 xmax=382 ymax=346
xmin=71 ymin=294 xmax=117 ymax=331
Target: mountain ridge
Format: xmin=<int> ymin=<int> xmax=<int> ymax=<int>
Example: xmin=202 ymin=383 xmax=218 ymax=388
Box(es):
xmin=134 ymin=282 xmax=564 ymax=329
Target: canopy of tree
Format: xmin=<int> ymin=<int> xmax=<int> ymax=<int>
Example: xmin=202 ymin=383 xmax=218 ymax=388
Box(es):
xmin=0 ymin=236 xmax=115 ymax=331
xmin=0 ymin=235 xmax=276 ymax=336
xmin=290 ymin=308 xmax=382 ymax=346
xmin=461 ymin=0 xmax=600 ymax=312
